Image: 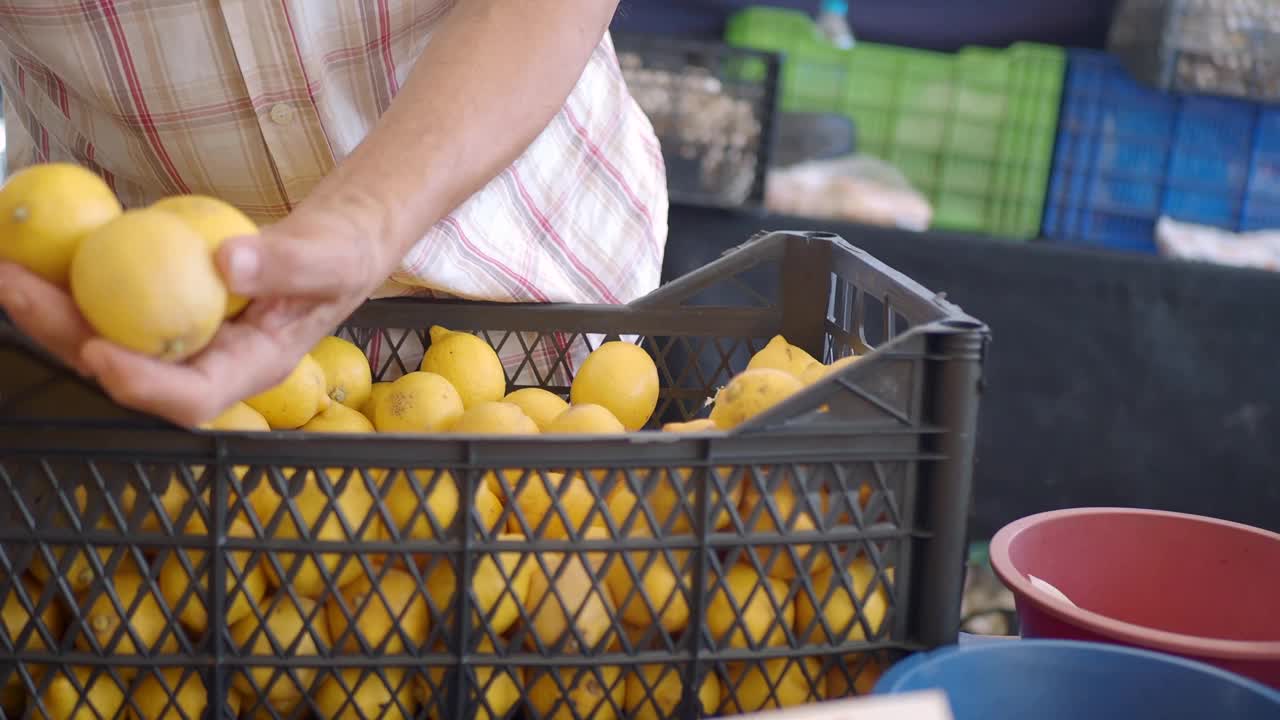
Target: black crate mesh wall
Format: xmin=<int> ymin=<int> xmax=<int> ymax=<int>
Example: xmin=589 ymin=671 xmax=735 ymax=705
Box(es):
xmin=0 ymin=232 xmax=985 ymax=719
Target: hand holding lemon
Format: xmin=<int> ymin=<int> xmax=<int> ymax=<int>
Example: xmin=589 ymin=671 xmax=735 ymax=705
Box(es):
xmin=0 ymin=165 xmax=401 ymax=428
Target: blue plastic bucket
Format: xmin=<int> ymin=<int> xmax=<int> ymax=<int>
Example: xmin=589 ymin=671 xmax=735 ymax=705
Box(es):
xmin=875 ymin=639 xmax=1280 ymax=719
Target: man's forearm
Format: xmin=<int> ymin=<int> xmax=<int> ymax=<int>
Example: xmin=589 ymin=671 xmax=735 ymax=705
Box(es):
xmin=305 ymin=0 xmax=621 ymax=270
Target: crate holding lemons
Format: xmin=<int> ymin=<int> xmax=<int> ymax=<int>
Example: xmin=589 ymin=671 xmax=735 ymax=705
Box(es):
xmin=0 ymin=161 xmax=893 ymax=719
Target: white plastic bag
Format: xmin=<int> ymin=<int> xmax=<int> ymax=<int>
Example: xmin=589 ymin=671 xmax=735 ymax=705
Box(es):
xmin=1155 ymin=216 xmax=1280 ymax=271
xmin=765 ymin=154 xmax=933 ymax=231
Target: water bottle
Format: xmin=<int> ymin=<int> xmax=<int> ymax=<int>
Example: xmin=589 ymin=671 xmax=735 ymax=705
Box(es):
xmin=817 ymin=0 xmax=855 ymax=50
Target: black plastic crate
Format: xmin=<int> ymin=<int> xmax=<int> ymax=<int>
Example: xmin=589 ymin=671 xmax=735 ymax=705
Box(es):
xmin=613 ymin=32 xmax=781 ymax=209
xmin=0 ymin=232 xmax=986 ymax=719
xmin=1108 ymin=0 xmax=1280 ymax=102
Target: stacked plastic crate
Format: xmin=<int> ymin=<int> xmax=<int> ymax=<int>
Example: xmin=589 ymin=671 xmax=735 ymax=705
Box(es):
xmin=1043 ymin=1 xmax=1280 ymax=253
xmin=725 ymin=7 xmax=1066 ymax=240
xmin=1041 ymin=49 xmax=1280 ymax=254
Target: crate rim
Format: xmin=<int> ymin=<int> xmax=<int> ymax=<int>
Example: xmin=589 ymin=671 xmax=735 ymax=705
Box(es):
xmin=0 ymin=231 xmax=988 ymax=440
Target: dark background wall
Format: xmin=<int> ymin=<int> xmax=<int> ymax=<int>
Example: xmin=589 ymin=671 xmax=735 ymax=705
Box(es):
xmin=611 ymin=1 xmax=1121 ymax=50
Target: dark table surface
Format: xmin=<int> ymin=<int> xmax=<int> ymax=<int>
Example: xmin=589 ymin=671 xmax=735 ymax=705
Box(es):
xmin=664 ymin=205 xmax=1280 ymax=540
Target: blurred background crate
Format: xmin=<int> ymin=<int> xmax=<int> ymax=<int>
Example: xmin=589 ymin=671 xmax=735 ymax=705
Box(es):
xmin=1042 ymin=48 xmax=1280 ymax=253
xmin=1108 ymin=0 xmax=1280 ymax=103
xmin=612 ymin=33 xmax=781 ymax=209
xmin=724 ymin=6 xmax=1066 ymax=239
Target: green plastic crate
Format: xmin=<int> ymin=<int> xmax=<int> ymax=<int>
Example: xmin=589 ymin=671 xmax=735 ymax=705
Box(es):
xmin=725 ymin=7 xmax=1065 ymax=239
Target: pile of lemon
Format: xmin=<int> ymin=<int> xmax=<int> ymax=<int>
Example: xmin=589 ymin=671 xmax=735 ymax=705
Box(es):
xmin=1 ymin=163 xmax=894 ymax=719
xmin=3 ymin=329 xmax=888 ymax=719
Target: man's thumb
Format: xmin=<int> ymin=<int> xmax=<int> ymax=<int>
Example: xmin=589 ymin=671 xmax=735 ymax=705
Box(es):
xmin=217 ymin=229 xmax=363 ymax=298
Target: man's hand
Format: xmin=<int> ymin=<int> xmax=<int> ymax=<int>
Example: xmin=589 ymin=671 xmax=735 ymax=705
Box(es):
xmin=0 ymin=198 xmax=389 ymax=428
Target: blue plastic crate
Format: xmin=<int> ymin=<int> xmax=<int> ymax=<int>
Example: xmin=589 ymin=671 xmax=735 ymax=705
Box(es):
xmin=1043 ymin=49 xmax=1280 ymax=253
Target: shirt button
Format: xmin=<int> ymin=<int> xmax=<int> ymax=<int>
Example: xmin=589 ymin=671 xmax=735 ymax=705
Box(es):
xmin=269 ymin=103 xmax=296 ymax=125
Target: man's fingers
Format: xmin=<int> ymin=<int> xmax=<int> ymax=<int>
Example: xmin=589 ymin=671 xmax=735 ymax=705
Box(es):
xmin=0 ymin=263 xmax=96 ymax=375
xmin=218 ymin=227 xmax=371 ymax=299
xmin=238 ymin=296 xmax=315 ymax=335
xmin=81 ymin=322 xmax=290 ymax=428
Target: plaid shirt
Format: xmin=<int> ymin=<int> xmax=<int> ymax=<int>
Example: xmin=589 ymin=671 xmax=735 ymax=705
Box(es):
xmin=0 ymin=1 xmax=667 ymax=379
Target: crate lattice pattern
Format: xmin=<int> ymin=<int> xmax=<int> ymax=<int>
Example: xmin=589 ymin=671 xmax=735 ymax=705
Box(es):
xmin=0 ymin=233 xmax=980 ymax=719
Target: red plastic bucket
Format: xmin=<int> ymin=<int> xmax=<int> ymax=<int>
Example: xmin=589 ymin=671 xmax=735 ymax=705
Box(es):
xmin=989 ymin=507 xmax=1280 ymax=688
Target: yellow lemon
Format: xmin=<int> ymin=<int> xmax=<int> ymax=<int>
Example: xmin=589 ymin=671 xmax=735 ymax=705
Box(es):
xmin=653 ymin=421 xmax=743 ymax=531
xmin=132 ymin=668 xmax=207 ymax=719
xmin=706 ymin=565 xmax=793 ymax=649
xmin=528 ymin=665 xmax=624 ymax=720
xmin=801 ymin=354 xmax=860 ymax=385
xmin=474 ymin=484 xmax=505 ymax=536
xmin=158 ymin=515 xmax=267 ymax=632
xmin=660 ymin=418 xmax=719 ymax=432
xmin=310 ymin=335 xmax=373 ymax=410
xmin=508 ymin=471 xmax=598 ymax=539
xmin=0 ymin=162 xmax=121 ymax=286
xmin=739 ymin=475 xmax=832 ymax=580
xmin=374 ymin=371 xmax=464 ymax=433
xmin=230 ymin=594 xmax=329 ymax=702
xmin=604 ymin=546 xmax=690 ymax=633
xmin=27 ymin=486 xmax=143 ymax=590
xmin=202 ymin=401 xmax=270 ymax=432
xmin=314 ymin=668 xmax=414 ymax=720
xmin=75 ymin=571 xmax=179 ymax=667
xmin=326 ymin=567 xmax=429 ymax=655
xmin=578 ymin=524 xmax=616 ymax=576
xmin=625 ymin=664 xmax=720 ymax=720
xmin=2 ymin=575 xmax=62 ymax=693
xmin=425 ymin=535 xmax=534 ymax=637
xmin=28 ymin=543 xmax=118 ymax=595
xmin=250 ymin=466 xmax=377 ymax=597
xmin=244 ymin=353 xmax=331 ymax=430
xmin=449 ymin=400 xmax=539 ymax=498
xmin=241 ymin=693 xmax=302 ymax=720
xmin=503 ymin=388 xmax=569 ymax=431
xmin=600 ymin=488 xmax=691 ymax=570
xmin=544 ymin=404 xmax=626 ymax=434
xmin=827 ymin=654 xmax=886 ymax=698
xmin=382 ymin=467 xmax=460 ymax=541
xmin=225 ymin=690 xmax=244 ymax=719
xmin=747 ymin=335 xmax=822 ymax=380
xmin=570 ymin=341 xmax=659 ymax=430
xmin=70 ymin=209 xmax=227 ymax=361
xmin=195 ymin=400 xmax=267 ymax=517
xmin=723 ymin=658 xmax=822 ymax=713
xmin=709 ymin=368 xmax=803 ymax=429
xmin=422 ymin=637 xmax=520 ymax=720
xmin=360 ymin=381 xmax=393 ymax=422
xmin=301 ymin=401 xmax=376 ymax=433
xmin=39 ymin=666 xmax=126 ymax=720
xmin=116 ymin=474 xmax=204 ymax=533
xmin=612 ymin=439 xmax=743 ymax=533
xmin=150 ymin=194 xmax=256 ymax=317
xmin=542 ymin=406 xmax=625 ymax=485
xmin=449 ymin=401 xmax=538 ymax=435
xmin=796 ymin=560 xmax=893 ymax=645
xmin=525 ymin=551 xmax=615 ymax=654
xmin=420 ymin=325 xmax=507 ymax=410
